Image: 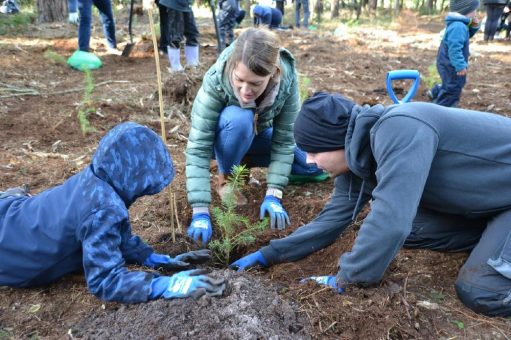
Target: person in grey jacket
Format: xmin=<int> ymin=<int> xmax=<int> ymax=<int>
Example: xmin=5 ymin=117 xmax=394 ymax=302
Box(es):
xmin=231 ymin=91 xmax=511 ymax=317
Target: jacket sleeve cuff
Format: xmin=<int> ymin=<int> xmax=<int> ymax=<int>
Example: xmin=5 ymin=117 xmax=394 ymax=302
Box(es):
xmin=259 ymin=245 xmax=281 ymax=266
xmin=192 ymin=206 xmax=209 ymax=215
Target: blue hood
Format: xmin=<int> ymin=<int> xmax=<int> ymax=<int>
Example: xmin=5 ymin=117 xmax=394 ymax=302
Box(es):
xmin=445 ymin=12 xmax=471 ymax=25
xmin=91 ymin=122 xmax=174 ymax=206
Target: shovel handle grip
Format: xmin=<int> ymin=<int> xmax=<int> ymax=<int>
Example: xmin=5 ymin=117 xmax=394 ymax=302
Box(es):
xmin=386 ymin=70 xmax=420 ymax=104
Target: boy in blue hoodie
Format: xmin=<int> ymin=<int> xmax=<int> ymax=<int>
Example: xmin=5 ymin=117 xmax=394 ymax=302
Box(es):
xmin=428 ymin=0 xmax=480 ymax=107
xmin=0 ymin=122 xmax=225 ymax=303
xmin=231 ymin=92 xmax=511 ymax=317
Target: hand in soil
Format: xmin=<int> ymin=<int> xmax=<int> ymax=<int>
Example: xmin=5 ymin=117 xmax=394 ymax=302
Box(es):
xmin=229 ymin=250 xmax=268 ymax=272
xmin=175 ymin=249 xmax=212 ymax=264
xmin=300 ymin=275 xmax=345 ymax=294
xmin=151 ymin=269 xmax=226 ymax=299
xmin=187 ymin=213 xmax=213 ymax=246
xmin=259 ymin=195 xmax=291 ymax=230
xmin=143 ymin=252 xmax=192 ymax=271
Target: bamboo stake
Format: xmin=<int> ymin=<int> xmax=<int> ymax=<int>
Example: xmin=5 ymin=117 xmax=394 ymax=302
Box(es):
xmin=147 ymin=6 xmax=176 ymax=242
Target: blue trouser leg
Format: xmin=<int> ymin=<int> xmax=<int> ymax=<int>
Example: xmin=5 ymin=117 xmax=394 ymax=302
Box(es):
xmin=434 ymin=62 xmax=466 ymax=108
xmin=404 ymin=207 xmax=486 ymax=252
xmin=157 ymin=0 xmax=170 ymax=52
xmin=302 ymin=0 xmax=309 ymax=27
xmin=167 ymin=8 xmax=184 ymax=48
xmin=295 ymin=1 xmax=301 ymax=27
xmin=94 ymin=0 xmax=116 ymax=49
xmin=183 ymin=11 xmax=199 ymax=46
xmin=214 ymin=105 xmax=323 ymax=176
xmin=455 ymin=209 xmax=511 ymax=317
xmin=78 ymin=0 xmax=93 ymax=51
xmin=214 ymin=106 xmax=255 ymax=174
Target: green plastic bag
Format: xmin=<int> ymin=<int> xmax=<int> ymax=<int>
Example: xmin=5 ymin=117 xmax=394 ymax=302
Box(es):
xmin=67 ymin=50 xmax=102 ymax=71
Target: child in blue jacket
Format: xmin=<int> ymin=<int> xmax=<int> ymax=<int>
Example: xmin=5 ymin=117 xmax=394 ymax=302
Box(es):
xmin=0 ymin=122 xmax=225 ymax=303
xmin=429 ymin=0 xmax=480 ymax=107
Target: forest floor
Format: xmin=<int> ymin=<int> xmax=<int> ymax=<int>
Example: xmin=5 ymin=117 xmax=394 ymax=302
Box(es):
xmin=1 ymin=8 xmax=511 ymax=339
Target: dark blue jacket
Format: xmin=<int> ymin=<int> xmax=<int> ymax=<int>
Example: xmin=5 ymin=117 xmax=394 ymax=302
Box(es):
xmin=261 ymin=102 xmax=511 ymax=286
xmin=0 ymin=122 xmax=174 ymax=303
xmin=253 ymin=5 xmax=282 ymax=27
xmin=438 ymin=13 xmax=479 ymax=72
xmin=159 ymin=0 xmax=192 ymax=12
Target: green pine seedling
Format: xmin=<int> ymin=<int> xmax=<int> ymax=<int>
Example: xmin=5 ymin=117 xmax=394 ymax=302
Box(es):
xmin=77 ymin=69 xmax=97 ymax=134
xmin=209 ymin=165 xmax=267 ymax=265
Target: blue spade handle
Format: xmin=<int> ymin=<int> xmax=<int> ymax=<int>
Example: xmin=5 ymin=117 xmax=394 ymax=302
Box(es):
xmin=386 ymin=70 xmax=420 ymax=104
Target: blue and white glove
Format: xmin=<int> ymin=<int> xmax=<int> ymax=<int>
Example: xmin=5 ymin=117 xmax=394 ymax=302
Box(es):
xmin=229 ymin=251 xmax=268 ymax=272
xmin=68 ymin=12 xmax=79 ymax=25
xmin=300 ymin=275 xmax=345 ymax=294
xmin=187 ymin=213 xmax=213 ymax=246
xmin=259 ymin=195 xmax=290 ymax=230
xmin=144 ymin=250 xmax=212 ymax=271
xmin=149 ymin=269 xmax=226 ymax=300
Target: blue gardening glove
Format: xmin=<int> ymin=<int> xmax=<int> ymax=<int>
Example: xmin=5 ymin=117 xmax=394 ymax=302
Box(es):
xmin=187 ymin=213 xmax=213 ymax=246
xmin=229 ymin=251 xmax=268 ymax=272
xmin=149 ymin=269 xmax=226 ymax=300
xmin=143 ymin=252 xmax=191 ymax=271
xmin=300 ymin=275 xmax=345 ymax=294
xmin=259 ymin=195 xmax=290 ymax=230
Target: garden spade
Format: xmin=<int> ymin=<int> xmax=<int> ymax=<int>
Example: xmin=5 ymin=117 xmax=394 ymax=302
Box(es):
xmin=121 ymin=0 xmax=136 ymax=57
xmin=386 ymin=69 xmax=420 ymax=104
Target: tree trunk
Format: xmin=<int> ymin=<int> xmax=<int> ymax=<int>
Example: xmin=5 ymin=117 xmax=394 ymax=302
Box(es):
xmin=36 ymin=0 xmax=68 ymax=23
xmin=393 ymin=0 xmax=399 ymax=16
xmin=427 ymin=0 xmax=434 ymax=13
xmin=369 ymin=0 xmax=377 ymax=13
xmin=330 ymin=0 xmax=340 ymax=18
xmin=244 ymin=0 xmax=251 ymax=17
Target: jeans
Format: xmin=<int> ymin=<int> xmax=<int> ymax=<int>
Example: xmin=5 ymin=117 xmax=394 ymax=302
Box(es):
xmin=78 ymin=0 xmax=116 ymax=52
xmin=295 ymin=0 xmax=309 ymax=28
xmin=214 ymin=106 xmax=323 ymax=176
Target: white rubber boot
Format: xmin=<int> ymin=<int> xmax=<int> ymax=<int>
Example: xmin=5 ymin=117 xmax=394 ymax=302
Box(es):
xmin=184 ymin=45 xmax=199 ymax=68
xmin=167 ymin=46 xmax=184 ymax=72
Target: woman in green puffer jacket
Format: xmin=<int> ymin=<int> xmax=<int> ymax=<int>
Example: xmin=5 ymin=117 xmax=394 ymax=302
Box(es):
xmin=185 ymin=27 xmax=327 ymax=245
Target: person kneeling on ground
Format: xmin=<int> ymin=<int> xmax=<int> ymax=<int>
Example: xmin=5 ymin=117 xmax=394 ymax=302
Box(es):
xmin=253 ymin=5 xmax=283 ymax=29
xmin=0 ymin=122 xmax=225 ymax=303
xmin=232 ymin=92 xmax=511 ymax=317
xmin=185 ymin=27 xmax=328 ymax=247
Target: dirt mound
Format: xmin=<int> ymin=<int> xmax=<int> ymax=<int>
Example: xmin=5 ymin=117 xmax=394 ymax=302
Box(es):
xmin=72 ymin=270 xmax=310 ymax=339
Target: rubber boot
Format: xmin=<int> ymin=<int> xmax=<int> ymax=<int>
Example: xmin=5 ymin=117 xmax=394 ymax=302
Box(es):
xmin=184 ymin=45 xmax=200 ymax=67
xmin=216 ymin=173 xmax=248 ymax=206
xmin=167 ymin=46 xmax=184 ymax=72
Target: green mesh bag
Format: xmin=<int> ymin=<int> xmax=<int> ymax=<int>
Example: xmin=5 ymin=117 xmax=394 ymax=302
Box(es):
xmin=67 ymin=51 xmax=102 ymax=71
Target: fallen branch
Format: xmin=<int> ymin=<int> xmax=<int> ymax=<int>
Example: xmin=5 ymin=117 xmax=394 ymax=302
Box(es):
xmin=47 ymin=80 xmax=131 ymax=96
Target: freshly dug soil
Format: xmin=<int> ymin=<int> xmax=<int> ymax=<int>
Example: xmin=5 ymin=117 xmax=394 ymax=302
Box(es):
xmin=72 ymin=270 xmax=310 ymax=339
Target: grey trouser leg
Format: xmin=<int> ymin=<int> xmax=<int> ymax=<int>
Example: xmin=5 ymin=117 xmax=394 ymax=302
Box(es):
xmin=455 ymin=209 xmax=511 ymax=317
xmin=404 ymin=207 xmax=486 ymax=252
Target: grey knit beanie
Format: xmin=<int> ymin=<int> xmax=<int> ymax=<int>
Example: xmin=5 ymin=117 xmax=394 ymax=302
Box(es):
xmin=450 ymin=0 xmax=480 ymax=15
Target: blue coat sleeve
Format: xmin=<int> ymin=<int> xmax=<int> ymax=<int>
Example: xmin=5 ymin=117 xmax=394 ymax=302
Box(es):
xmin=260 ymin=174 xmax=371 ymax=264
xmin=68 ymin=0 xmax=77 ymax=12
xmin=119 ymin=225 xmax=154 ymax=264
xmin=81 ymin=207 xmax=154 ymax=303
xmin=445 ymin=23 xmax=469 ymax=72
xmin=338 ymin=117 xmax=439 ymax=286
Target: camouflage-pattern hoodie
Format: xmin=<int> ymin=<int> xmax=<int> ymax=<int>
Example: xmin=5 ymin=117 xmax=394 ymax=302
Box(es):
xmin=0 ymin=122 xmax=174 ymax=303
